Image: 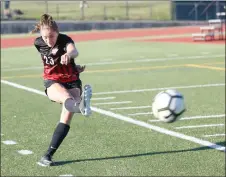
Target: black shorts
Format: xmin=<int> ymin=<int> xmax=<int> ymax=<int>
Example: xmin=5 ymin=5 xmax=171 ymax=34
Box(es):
xmin=44 ymin=79 xmax=82 ymax=96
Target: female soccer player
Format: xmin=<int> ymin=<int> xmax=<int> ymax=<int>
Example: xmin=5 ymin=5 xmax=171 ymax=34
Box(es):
xmin=32 ymin=14 xmax=92 ymax=166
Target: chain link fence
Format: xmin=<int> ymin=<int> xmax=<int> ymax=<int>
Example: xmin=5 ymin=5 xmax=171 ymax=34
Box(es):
xmin=1 ymin=1 xmax=171 ymax=21
xmin=1 ymin=1 xmax=225 ymax=21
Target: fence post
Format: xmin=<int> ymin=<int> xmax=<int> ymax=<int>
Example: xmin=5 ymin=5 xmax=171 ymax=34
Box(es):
xmin=169 ymin=0 xmax=173 ymax=21
xmin=149 ymin=1 xmax=152 ymax=19
xmin=45 ymin=0 xmax=48 ymax=14
xmin=103 ymin=5 xmax=107 ymax=20
xmin=1 ymin=0 xmax=4 ymax=19
xmin=125 ymin=0 xmax=129 ymax=20
xmin=172 ymin=1 xmax=177 ymax=21
xmin=216 ymin=0 xmax=219 ymax=19
xmin=194 ymin=3 xmax=198 ymax=21
xmin=80 ymin=5 xmax=84 ymax=20
xmin=56 ymin=3 xmax=59 ymax=20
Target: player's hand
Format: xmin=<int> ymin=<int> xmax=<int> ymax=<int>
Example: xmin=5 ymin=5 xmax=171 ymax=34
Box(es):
xmin=60 ymin=54 xmax=70 ymax=65
xmin=76 ymin=65 xmax=86 ymax=73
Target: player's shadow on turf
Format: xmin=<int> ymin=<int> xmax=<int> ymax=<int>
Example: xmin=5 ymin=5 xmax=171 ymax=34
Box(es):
xmin=53 ymin=141 xmax=225 ymax=166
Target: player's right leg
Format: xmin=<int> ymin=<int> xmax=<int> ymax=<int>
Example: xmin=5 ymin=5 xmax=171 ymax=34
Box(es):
xmin=65 ymin=82 xmax=92 ymax=117
xmin=45 ymin=81 xmax=80 ymax=113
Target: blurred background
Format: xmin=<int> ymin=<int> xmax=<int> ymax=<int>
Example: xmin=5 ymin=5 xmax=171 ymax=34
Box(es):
xmin=1 ymin=0 xmax=225 ymax=21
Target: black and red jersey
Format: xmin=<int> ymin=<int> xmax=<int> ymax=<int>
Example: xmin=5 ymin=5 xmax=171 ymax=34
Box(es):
xmin=34 ymin=33 xmax=79 ymax=83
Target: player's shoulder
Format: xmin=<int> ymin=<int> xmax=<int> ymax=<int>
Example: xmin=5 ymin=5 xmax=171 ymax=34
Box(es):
xmin=34 ymin=36 xmax=45 ymax=46
xmin=58 ymin=33 xmax=71 ymax=39
xmin=58 ymin=33 xmax=74 ymax=43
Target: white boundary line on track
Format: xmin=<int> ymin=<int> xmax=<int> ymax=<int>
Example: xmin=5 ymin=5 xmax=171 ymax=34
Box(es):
xmin=1 ymin=79 xmax=225 ymax=152
xmin=1 ymin=54 xmax=224 ymax=72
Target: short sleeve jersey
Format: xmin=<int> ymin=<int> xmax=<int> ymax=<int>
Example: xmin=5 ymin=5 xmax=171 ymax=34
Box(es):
xmin=34 ymin=33 xmax=79 ymax=83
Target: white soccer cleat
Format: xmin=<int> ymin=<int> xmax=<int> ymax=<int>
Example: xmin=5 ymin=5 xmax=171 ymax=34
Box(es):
xmin=79 ymin=84 xmax=92 ymax=117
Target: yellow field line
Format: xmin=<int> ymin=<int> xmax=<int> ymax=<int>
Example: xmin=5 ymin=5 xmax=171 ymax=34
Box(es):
xmin=186 ymin=64 xmax=225 ymax=71
xmin=2 ymin=62 xmax=225 ymax=79
xmin=1 ymin=64 xmax=185 ymax=79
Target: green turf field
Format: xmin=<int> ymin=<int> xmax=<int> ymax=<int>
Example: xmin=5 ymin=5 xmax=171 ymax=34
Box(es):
xmin=1 ymin=37 xmax=225 ymax=176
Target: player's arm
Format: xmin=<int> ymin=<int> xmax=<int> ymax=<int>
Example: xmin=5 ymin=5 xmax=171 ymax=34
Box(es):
xmin=61 ymin=43 xmax=78 ymax=65
xmin=66 ymin=43 xmax=79 ymax=59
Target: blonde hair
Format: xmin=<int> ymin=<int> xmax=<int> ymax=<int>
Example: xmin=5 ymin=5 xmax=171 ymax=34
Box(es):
xmin=30 ymin=14 xmax=58 ymax=34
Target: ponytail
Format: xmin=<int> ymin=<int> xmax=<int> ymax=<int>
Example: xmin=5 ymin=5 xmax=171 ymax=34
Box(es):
xmin=30 ymin=14 xmax=58 ymax=34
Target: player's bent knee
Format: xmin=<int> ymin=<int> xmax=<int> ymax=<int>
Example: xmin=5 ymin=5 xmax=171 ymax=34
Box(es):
xmin=63 ymin=98 xmax=80 ymax=113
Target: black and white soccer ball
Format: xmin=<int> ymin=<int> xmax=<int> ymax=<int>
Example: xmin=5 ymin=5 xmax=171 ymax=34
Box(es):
xmin=152 ymin=89 xmax=186 ymax=123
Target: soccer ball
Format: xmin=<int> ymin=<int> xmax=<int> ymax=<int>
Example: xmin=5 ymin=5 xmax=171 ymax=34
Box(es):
xmin=152 ymin=89 xmax=186 ymax=123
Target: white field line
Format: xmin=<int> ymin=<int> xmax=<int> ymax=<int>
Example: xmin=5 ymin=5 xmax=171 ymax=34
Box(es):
xmin=36 ymin=162 xmax=48 ymax=167
xmin=17 ymin=150 xmax=33 ymax=155
xmin=92 ymin=97 xmax=115 ymax=101
xmin=201 ymin=52 xmax=210 ymax=55
xmin=91 ymin=107 xmax=225 ymax=152
xmin=2 ymin=140 xmax=17 ymax=145
xmin=1 ymin=79 xmax=225 ymax=152
xmin=2 ymin=66 xmax=43 ymax=72
xmin=110 ymin=105 xmax=152 ymax=110
xmin=101 ymin=58 xmax=113 ymax=61
xmin=93 ymin=83 xmax=225 ymax=95
xmin=203 ymin=134 xmax=225 ymax=137
xmin=1 ymin=66 xmax=10 ymax=69
xmin=78 ymin=54 xmax=225 ymax=66
xmin=175 ymin=124 xmax=224 ymax=129
xmin=179 ymin=114 xmax=226 ymax=120
xmin=167 ymin=54 xmax=179 ymax=57
xmin=128 ymin=112 xmax=153 ymax=116
xmin=1 ymin=54 xmax=224 ymax=72
xmin=149 ymin=114 xmax=226 ymax=122
xmin=93 ymin=101 xmax=132 ymax=106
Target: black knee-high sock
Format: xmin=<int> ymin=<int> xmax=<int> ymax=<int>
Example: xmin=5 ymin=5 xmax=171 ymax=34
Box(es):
xmin=46 ymin=122 xmax=70 ymax=156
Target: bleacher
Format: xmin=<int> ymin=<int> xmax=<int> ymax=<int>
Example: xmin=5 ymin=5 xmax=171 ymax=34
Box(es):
xmin=192 ymin=7 xmax=225 ymax=41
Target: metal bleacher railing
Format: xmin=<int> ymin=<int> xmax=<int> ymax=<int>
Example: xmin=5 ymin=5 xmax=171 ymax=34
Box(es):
xmin=192 ymin=6 xmax=225 ymax=41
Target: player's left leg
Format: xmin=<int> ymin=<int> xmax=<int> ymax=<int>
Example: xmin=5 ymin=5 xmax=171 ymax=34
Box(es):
xmin=39 ymin=87 xmax=79 ymax=164
xmin=39 ymin=82 xmax=92 ymax=166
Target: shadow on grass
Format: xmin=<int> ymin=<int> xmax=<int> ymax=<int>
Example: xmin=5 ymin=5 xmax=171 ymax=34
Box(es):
xmin=53 ymin=141 xmax=225 ymax=166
